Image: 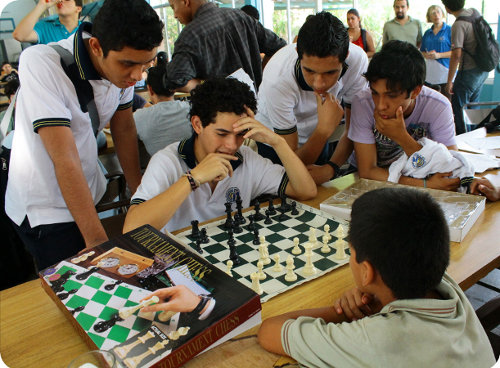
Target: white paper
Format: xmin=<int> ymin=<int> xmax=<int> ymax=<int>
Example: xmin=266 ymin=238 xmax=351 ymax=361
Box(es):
xmin=464 ymin=136 xmax=500 ymax=150
xmin=425 ymin=59 xmax=449 ymax=85
xmin=459 ymin=151 xmax=500 ymax=173
xmin=227 ymin=68 xmax=256 ymax=97
xmin=165 ymin=267 xmax=209 ymax=295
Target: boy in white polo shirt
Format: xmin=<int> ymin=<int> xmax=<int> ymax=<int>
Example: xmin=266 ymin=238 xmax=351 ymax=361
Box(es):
xmin=5 ymin=0 xmax=163 ymax=270
xmin=256 ymin=12 xmax=368 ymax=184
xmin=258 ymin=187 xmax=495 ymax=368
xmin=124 ymin=77 xmax=317 ymax=233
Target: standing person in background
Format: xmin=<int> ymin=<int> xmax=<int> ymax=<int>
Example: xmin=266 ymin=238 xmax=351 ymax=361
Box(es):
xmin=347 ymin=9 xmax=375 ymax=58
xmin=441 ymin=0 xmax=489 ymax=135
xmin=13 ymin=0 xmax=82 ymax=44
xmin=383 ymin=0 xmax=422 ymax=47
xmin=421 ymin=5 xmax=452 ymax=99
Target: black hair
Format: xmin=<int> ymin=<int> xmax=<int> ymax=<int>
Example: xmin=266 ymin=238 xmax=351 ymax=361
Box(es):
xmin=4 ymin=78 xmax=19 ymax=97
xmin=241 ymin=5 xmax=259 ymax=21
xmin=189 ymin=78 xmax=257 ymax=127
xmin=156 ymin=51 xmax=168 ymax=65
xmin=364 ymin=40 xmax=425 ymax=95
xmin=349 ymin=187 xmax=449 ymax=299
xmin=441 ymin=0 xmax=464 ymax=12
xmin=92 ymin=0 xmax=163 ymax=57
xmin=147 ymin=56 xmax=173 ymax=97
xmin=296 ymin=11 xmax=349 ymax=62
xmin=347 ymin=8 xmax=362 ymax=28
xmin=394 ymin=0 xmax=409 ymax=7
xmin=75 ymin=0 xmax=83 ymax=7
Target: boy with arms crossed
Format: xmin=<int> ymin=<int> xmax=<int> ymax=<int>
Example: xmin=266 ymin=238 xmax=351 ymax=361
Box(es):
xmin=349 ymin=40 xmax=460 ymax=191
xmin=124 ymin=78 xmax=316 ymax=233
xmin=258 ymin=187 xmax=495 ymax=367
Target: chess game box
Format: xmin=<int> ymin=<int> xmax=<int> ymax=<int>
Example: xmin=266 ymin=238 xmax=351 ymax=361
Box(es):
xmin=39 ymin=225 xmax=262 ymax=368
xmin=320 ymin=179 xmax=486 ymax=242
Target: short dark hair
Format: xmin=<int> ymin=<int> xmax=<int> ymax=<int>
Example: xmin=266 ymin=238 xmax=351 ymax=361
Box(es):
xmin=241 ymin=5 xmax=259 ymax=21
xmin=394 ymin=0 xmax=409 ymax=6
xmin=75 ymin=0 xmax=83 ymax=7
xmin=349 ymin=188 xmax=449 ymax=299
xmin=441 ymin=0 xmax=465 ymax=12
xmin=364 ymin=40 xmax=425 ymax=95
xmin=92 ymin=0 xmax=163 ymax=57
xmin=4 ymin=78 xmax=19 ymax=97
xmin=147 ymin=57 xmax=174 ymax=97
xmin=189 ymin=78 xmax=257 ymax=127
xmin=296 ymin=12 xmax=349 ymax=62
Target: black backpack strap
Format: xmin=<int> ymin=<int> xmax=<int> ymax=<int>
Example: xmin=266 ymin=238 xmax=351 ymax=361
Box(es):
xmin=50 ymin=44 xmax=100 ymax=137
xmin=361 ymin=28 xmax=368 ymax=52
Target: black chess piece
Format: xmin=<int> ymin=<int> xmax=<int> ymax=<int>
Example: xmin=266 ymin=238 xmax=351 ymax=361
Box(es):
xmin=76 ymin=266 xmax=100 ymax=281
xmin=279 ymin=195 xmax=291 ymax=212
xmin=227 ymin=228 xmax=236 ymax=246
xmin=69 ymin=306 xmax=85 ymax=315
xmin=278 ymin=206 xmax=287 ymax=221
xmin=268 ymin=199 xmax=276 ymax=215
xmin=104 ymin=280 xmax=123 ymax=291
xmin=290 ymin=201 xmax=299 ymax=215
xmin=224 ymin=202 xmax=234 ymax=229
xmin=247 ymin=214 xmax=255 ymax=231
xmin=253 ymin=228 xmax=260 ymax=245
xmin=233 ymin=220 xmax=243 ymax=234
xmin=253 ymin=200 xmax=264 ymax=221
xmin=191 ymin=220 xmax=200 ymax=239
xmin=235 ymin=194 xmax=246 ymax=224
xmin=229 ymin=242 xmax=240 ymax=265
xmin=193 ymin=238 xmax=203 ymax=254
xmin=57 ymin=288 xmax=78 ymax=301
xmin=200 ymin=228 xmax=209 ymax=243
xmin=264 ymin=209 xmax=272 ymax=224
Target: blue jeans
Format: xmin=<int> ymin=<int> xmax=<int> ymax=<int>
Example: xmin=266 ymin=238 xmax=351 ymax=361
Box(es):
xmin=451 ymin=68 xmax=488 ymax=135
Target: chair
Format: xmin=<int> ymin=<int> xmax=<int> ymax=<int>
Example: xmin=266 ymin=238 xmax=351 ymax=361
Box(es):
xmin=476 ymin=294 xmax=500 ymax=359
xmin=462 ymin=101 xmax=500 ymax=133
xmin=95 ymin=170 xmax=130 ymax=214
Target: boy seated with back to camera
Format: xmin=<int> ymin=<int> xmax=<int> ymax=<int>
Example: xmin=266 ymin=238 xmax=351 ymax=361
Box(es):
xmin=258 ymin=187 xmax=495 ymax=367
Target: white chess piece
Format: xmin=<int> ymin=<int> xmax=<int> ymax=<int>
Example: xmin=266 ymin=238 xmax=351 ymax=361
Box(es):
xmin=158 ymin=310 xmax=176 ymax=322
xmin=309 ymin=227 xmax=317 ymax=246
xmin=259 ymin=236 xmax=271 ymax=265
xmin=291 ymin=237 xmax=301 ymax=255
xmin=303 ymin=243 xmax=317 ymax=276
xmin=272 ymin=254 xmax=283 ymax=272
xmin=323 ymin=224 xmax=331 ymax=242
xmin=333 ymin=239 xmax=348 ymax=260
xmin=284 ymin=255 xmax=297 ymax=282
xmin=257 ymin=260 xmax=266 ymax=280
xmin=119 ymin=296 xmax=159 ymax=319
xmin=333 ymin=224 xmax=346 ymax=240
xmin=320 ymin=235 xmax=330 ymax=254
xmin=226 ymin=260 xmax=233 ymax=276
xmin=251 ymin=272 xmax=263 ymax=295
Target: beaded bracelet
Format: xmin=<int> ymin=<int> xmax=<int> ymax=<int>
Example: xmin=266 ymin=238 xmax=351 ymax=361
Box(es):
xmin=183 ymin=170 xmax=200 ymax=191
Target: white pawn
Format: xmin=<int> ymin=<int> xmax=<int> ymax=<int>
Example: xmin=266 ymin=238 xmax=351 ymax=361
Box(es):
xmin=259 ymin=236 xmax=271 ymax=265
xmin=257 ymin=260 xmax=266 ymax=280
xmin=291 ymin=237 xmax=301 ymax=255
xmin=250 ymin=272 xmax=263 ymax=295
xmin=320 ymin=235 xmax=330 ymax=254
xmin=272 ymin=254 xmax=283 ymax=272
xmin=323 ymin=224 xmax=331 ymax=242
xmin=284 ymin=255 xmax=297 ymax=282
xmin=309 ymin=227 xmax=317 ymax=246
xmin=226 ymin=260 xmax=233 ymax=276
xmin=333 ymin=239 xmax=348 ymax=260
xmin=303 ymin=243 xmax=317 ymax=276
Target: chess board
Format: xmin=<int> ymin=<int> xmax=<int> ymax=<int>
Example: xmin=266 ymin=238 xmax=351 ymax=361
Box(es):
xmin=42 ymin=261 xmax=177 ymax=351
xmin=174 ymin=201 xmax=350 ymax=302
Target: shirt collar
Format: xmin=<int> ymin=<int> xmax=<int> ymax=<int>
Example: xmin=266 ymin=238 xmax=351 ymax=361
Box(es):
xmin=194 ymin=2 xmax=216 ymax=19
xmin=294 ymin=58 xmax=349 ymax=92
xmin=177 ymin=133 xmax=244 ymax=171
xmin=72 ymin=22 xmax=101 ymax=81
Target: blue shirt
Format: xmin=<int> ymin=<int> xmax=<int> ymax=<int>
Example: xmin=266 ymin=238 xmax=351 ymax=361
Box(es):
xmin=33 ymin=18 xmax=81 ymax=44
xmin=420 ymin=23 xmax=451 ymax=68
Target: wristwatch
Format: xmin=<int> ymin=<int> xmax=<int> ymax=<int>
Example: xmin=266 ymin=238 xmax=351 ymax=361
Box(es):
xmin=325 ymin=161 xmax=340 ymax=180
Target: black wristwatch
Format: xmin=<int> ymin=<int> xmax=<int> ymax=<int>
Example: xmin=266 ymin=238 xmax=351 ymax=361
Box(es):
xmin=191 ymin=295 xmax=211 ymax=315
xmin=325 ymin=161 xmax=340 ymax=180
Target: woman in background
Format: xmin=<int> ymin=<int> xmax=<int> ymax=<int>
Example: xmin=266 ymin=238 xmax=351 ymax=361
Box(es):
xmin=346 ymin=8 xmax=375 ymax=58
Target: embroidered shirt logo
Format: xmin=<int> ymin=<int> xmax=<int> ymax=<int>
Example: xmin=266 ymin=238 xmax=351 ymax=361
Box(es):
xmin=225 ymin=187 xmax=240 ymax=203
xmin=412 ymin=154 xmax=426 ymax=168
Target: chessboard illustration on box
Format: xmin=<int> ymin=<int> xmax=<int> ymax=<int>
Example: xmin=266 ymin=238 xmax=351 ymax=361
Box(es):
xmin=320 ymin=179 xmax=486 ymax=242
xmin=39 ymin=226 xmax=261 ymax=368
xmin=172 ymin=196 xmax=351 ymax=303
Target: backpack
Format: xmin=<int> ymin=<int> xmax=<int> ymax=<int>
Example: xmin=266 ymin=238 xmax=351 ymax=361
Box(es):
xmin=456 ymin=9 xmax=500 ymax=73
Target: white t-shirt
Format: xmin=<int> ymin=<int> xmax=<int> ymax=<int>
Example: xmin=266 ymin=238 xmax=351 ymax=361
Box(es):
xmin=256 ymin=43 xmax=368 ymax=146
xmin=5 ymin=26 xmax=133 ymax=227
xmin=131 ymin=137 xmax=288 ymax=232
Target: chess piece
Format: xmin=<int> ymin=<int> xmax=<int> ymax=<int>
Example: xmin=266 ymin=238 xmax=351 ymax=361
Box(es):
xmin=247 ymin=214 xmax=255 ymax=231
xmin=253 ymin=200 xmax=264 ymax=221
xmin=253 ymin=228 xmax=260 ymax=245
xmin=193 ymin=238 xmax=203 ymax=254
xmin=291 ymin=237 xmax=302 ymax=255
xmin=259 ymin=237 xmax=271 ymax=265
xmin=119 ymin=296 xmax=160 ymax=320
xmin=303 ymin=243 xmax=318 ymax=276
xmin=333 ymin=239 xmax=348 ymax=260
xmin=268 ymin=198 xmax=276 ymax=215
xmin=264 ymin=209 xmax=272 ymax=224
xmin=229 ymin=240 xmax=240 ymax=266
xmin=290 ymin=201 xmax=299 ymax=215
xmin=333 ymin=224 xmax=346 ymax=240
xmin=158 ymin=310 xmax=176 ymax=322
xmin=272 ymin=254 xmax=283 ymax=272
xmin=233 ymin=220 xmax=243 ymax=233
xmin=226 ymin=260 xmax=233 ymax=276
xmin=191 ymin=220 xmax=200 ymax=238
xmin=320 ymin=235 xmax=330 ymax=254
xmin=257 ymin=260 xmax=266 ymax=280
xmin=284 ymin=255 xmax=297 ymax=282
xmin=323 ymin=224 xmax=331 ymax=242
xmin=200 ymin=228 xmax=209 ymax=243
xmin=114 ymin=330 xmax=156 ymax=359
xmin=235 ymin=193 xmax=246 ymax=224
xmin=224 ymin=202 xmax=234 ymax=229
xmin=227 ymin=228 xmax=235 ymax=246
xmin=124 ymin=339 xmax=170 ymax=368
xmin=309 ymin=227 xmax=317 ymax=246
xmin=251 ymin=272 xmax=263 ymax=295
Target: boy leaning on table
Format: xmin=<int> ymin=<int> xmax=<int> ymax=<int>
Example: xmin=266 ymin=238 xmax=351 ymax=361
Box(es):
xmin=258 ymin=187 xmax=495 ymax=368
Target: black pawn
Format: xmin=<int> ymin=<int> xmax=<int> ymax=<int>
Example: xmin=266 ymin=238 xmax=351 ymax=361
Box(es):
xmin=193 ymin=238 xmax=203 ymax=254
xmin=227 ymin=228 xmax=235 ymax=246
xmin=247 ymin=214 xmax=255 ymax=231
xmin=268 ymin=199 xmax=276 ymax=215
xmin=290 ymin=201 xmax=299 ymax=215
xmin=76 ymin=267 xmax=99 ymax=281
xmin=253 ymin=200 xmax=264 ymax=221
xmin=235 ymin=194 xmax=246 ymax=224
xmin=278 ymin=206 xmax=287 ymax=221
xmin=200 ymin=228 xmax=209 ymax=243
xmin=264 ymin=209 xmax=272 ymax=224
xmin=253 ymin=228 xmax=260 ymax=245
xmin=229 ymin=242 xmax=240 ymax=265
xmin=191 ymin=220 xmax=200 ymax=239
xmin=233 ymin=220 xmax=243 ymax=234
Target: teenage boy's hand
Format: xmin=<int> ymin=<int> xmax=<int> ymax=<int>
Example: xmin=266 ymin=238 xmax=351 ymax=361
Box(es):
xmin=233 ymin=107 xmax=282 ymax=147
xmin=374 ymin=106 xmax=407 ymax=143
xmin=38 ymin=0 xmax=59 ymax=10
xmin=307 ymin=164 xmax=334 ymax=184
xmin=315 ymin=92 xmax=344 ymax=138
xmin=333 ymin=287 xmax=378 ymax=321
xmin=191 ymin=153 xmax=237 ymax=184
xmin=427 ymin=172 xmax=460 ymax=191
xmin=470 ymin=177 xmax=500 ymax=201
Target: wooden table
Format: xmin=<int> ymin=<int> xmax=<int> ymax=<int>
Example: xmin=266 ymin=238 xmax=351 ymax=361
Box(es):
xmin=2 ymin=175 xmax=499 ymax=368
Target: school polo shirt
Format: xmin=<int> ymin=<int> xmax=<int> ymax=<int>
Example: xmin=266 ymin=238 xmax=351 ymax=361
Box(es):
xmin=382 ymin=16 xmax=422 ymax=46
xmin=420 ymin=23 xmax=452 ymax=68
xmin=34 ymin=18 xmax=81 ymax=44
xmin=348 ymin=86 xmax=456 ymax=167
xmin=5 ymin=22 xmax=133 ymax=228
xmin=281 ymin=273 xmax=495 ymax=368
xmin=131 ymin=135 xmax=288 ymax=232
xmin=256 ymin=43 xmax=368 ymax=146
